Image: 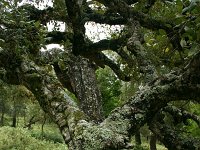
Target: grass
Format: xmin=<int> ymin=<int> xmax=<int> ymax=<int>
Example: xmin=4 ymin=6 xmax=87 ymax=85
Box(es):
xmin=30 ymin=123 xmax=64 ymax=143
xmin=132 ymin=137 xmax=167 ymax=150
xmin=1 ymin=116 xmax=167 ymax=150
xmin=140 ymin=142 xmax=167 ymax=150
xmin=0 ymin=126 xmax=67 ymax=150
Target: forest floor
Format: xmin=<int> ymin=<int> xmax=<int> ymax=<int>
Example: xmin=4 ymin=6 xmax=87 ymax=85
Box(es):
xmin=0 ymin=116 xmax=167 ymax=150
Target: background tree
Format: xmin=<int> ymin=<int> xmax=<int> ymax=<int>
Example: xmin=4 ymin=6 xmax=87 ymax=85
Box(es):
xmin=96 ymin=67 xmax=122 ymax=117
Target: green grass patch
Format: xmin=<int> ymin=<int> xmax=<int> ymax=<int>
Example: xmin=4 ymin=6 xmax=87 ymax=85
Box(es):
xmin=30 ymin=123 xmax=64 ymax=143
xmin=0 ymin=126 xmax=67 ymax=150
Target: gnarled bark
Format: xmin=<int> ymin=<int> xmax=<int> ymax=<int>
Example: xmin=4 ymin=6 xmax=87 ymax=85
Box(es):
xmin=14 ymin=51 xmax=200 ymax=149
xmin=1 ymin=0 xmax=200 ymax=149
xmin=67 ymin=55 xmax=104 ymax=122
xmin=40 ymin=49 xmax=104 ymax=122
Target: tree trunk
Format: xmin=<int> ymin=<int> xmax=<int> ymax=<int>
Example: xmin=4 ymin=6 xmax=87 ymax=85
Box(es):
xmin=0 ymin=111 xmax=4 ymax=126
xmin=11 ymin=107 xmax=17 ymax=127
xmin=0 ymin=102 xmax=5 ymax=126
xmin=54 ymin=54 xmax=104 ymax=123
xmin=150 ymin=133 xmax=157 ymax=150
xmin=135 ymin=130 xmax=142 ymax=145
xmin=11 ymin=99 xmax=17 ymax=127
xmin=41 ymin=116 xmax=46 ymax=138
xmin=18 ymin=55 xmax=200 ymax=150
xmin=24 ymin=115 xmax=38 ymax=130
xmin=0 ymin=99 xmax=5 ymax=126
xmin=68 ymin=55 xmax=104 ymax=122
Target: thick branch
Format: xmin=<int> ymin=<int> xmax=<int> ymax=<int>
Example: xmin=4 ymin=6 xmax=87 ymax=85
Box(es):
xmin=94 ymin=0 xmax=171 ymax=29
xmin=86 ymin=11 xmax=127 ymax=25
xmin=39 ymin=49 xmax=104 ymax=122
xmin=45 ymin=31 xmax=73 ymax=44
xmin=86 ymin=36 xmax=134 ymax=68
xmin=86 ymin=28 xmax=131 ymax=52
xmin=127 ymin=21 xmax=157 ymax=82
xmin=87 ymin=39 xmax=122 ymax=52
xmin=89 ymin=52 xmax=131 ymax=81
xmin=150 ymin=121 xmax=200 ymax=150
xmin=53 ymin=62 xmax=74 ymax=93
xmin=0 ymin=50 xmax=200 ymax=149
xmin=164 ymin=105 xmax=200 ymax=127
xmin=19 ymin=4 xmax=68 ymax=24
xmin=65 ymin=0 xmax=86 ymax=55
xmin=94 ymin=0 xmax=183 ymax=52
xmin=66 ymin=54 xmax=104 ymax=122
xmin=20 ymin=58 xmax=89 ymax=145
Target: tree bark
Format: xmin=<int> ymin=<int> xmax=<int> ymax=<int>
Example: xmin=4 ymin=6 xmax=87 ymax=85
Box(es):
xmin=24 ymin=115 xmax=39 ymax=130
xmin=150 ymin=133 xmax=157 ymax=150
xmin=17 ymin=54 xmax=200 ymax=149
xmin=67 ymin=55 xmax=104 ymax=123
xmin=0 ymin=101 xmax=5 ymax=126
xmin=1 ymin=1 xmax=200 ymax=149
xmin=0 ymin=111 xmax=4 ymax=126
xmin=42 ymin=50 xmax=104 ymax=123
xmin=11 ymin=101 xmax=17 ymax=127
xmin=150 ymin=121 xmax=200 ymax=150
xmin=11 ymin=108 xmax=17 ymax=127
xmin=135 ymin=130 xmax=142 ymax=145
xmin=41 ymin=116 xmax=46 ymax=138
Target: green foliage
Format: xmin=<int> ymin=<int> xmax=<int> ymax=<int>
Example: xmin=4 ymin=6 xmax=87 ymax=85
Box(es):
xmin=184 ymin=119 xmax=200 ymax=137
xmin=0 ymin=2 xmax=47 ymax=56
xmin=96 ymin=67 xmax=122 ymax=116
xmin=0 ymin=80 xmax=64 ymax=146
xmin=141 ymin=0 xmax=200 ymax=72
xmin=131 ymin=139 xmax=167 ymax=150
xmin=165 ymin=102 xmax=200 ymax=139
xmin=133 ymin=145 xmax=148 ymax=150
xmin=184 ymin=103 xmax=200 ymax=137
xmin=0 ymin=0 xmax=200 ymax=148
xmin=120 ymin=80 xmax=138 ymax=101
xmin=30 ymin=124 xmax=64 ymax=143
xmin=0 ymin=126 xmax=67 ymax=150
xmin=0 ymin=83 xmax=31 ymax=125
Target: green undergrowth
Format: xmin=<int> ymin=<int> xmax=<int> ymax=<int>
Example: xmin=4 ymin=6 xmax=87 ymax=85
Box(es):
xmin=30 ymin=123 xmax=64 ymax=143
xmin=132 ymin=137 xmax=167 ymax=150
xmin=0 ymin=126 xmax=67 ymax=150
xmin=135 ymin=143 xmax=167 ymax=150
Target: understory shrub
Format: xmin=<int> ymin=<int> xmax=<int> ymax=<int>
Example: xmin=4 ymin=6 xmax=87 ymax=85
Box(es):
xmin=0 ymin=126 xmax=67 ymax=150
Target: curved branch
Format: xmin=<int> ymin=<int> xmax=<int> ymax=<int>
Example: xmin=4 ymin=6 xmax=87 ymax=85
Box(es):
xmin=101 ymin=53 xmax=131 ymax=81
xmin=123 ymin=0 xmax=139 ymax=5
xmin=53 ymin=62 xmax=74 ymax=93
xmin=87 ymin=52 xmax=131 ymax=81
xmin=19 ymin=4 xmax=68 ymax=24
xmin=150 ymin=121 xmax=200 ymax=150
xmin=94 ymin=0 xmax=183 ymax=52
xmin=164 ymin=105 xmax=200 ymax=127
xmin=1 ymin=50 xmax=200 ymax=149
xmin=86 ymin=12 xmax=127 ymax=25
xmin=86 ymin=35 xmax=134 ymax=68
xmin=65 ymin=0 xmax=86 ymax=55
xmin=45 ymin=31 xmax=73 ymax=44
xmin=114 ymin=47 xmax=135 ymax=67
xmin=87 ymin=39 xmax=122 ymax=52
xmin=127 ymin=21 xmax=157 ymax=82
xmin=38 ymin=49 xmax=74 ymax=92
